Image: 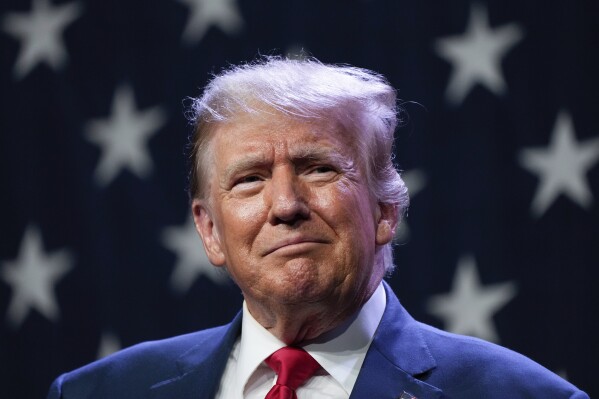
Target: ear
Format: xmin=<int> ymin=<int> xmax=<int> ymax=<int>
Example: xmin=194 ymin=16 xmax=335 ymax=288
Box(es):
xmin=375 ymin=202 xmax=399 ymax=246
xmin=192 ymin=199 xmax=226 ymax=267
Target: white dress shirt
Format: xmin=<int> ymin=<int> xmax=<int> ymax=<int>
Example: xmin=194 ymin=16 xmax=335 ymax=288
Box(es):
xmin=215 ymin=283 xmax=386 ymax=398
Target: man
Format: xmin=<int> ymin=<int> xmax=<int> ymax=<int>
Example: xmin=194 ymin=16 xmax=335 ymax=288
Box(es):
xmin=48 ymin=57 xmax=588 ymax=398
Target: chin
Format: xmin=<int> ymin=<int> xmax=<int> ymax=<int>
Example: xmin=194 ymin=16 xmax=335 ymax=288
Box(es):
xmin=277 ymin=279 xmax=346 ymax=308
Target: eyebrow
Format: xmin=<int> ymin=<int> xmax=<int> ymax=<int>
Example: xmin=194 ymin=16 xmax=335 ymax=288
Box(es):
xmin=290 ymin=145 xmax=355 ymax=172
xmin=222 ymin=153 xmax=270 ymax=183
xmin=289 ymin=144 xmax=338 ymax=160
xmin=221 ymin=143 xmax=356 ymax=184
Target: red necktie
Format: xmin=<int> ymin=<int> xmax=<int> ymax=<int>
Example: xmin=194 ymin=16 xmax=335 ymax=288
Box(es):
xmin=264 ymin=346 xmax=321 ymax=399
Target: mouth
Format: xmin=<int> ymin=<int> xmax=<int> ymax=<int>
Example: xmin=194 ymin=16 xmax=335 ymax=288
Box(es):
xmin=263 ymin=237 xmax=329 ymax=256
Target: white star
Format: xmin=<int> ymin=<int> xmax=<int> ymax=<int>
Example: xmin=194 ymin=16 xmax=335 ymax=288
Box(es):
xmin=0 ymin=225 xmax=73 ymax=329
xmin=177 ymin=0 xmax=243 ymax=45
xmin=97 ymin=330 xmax=121 ymax=359
xmin=85 ymin=84 xmax=167 ymax=186
xmin=519 ymin=111 xmax=599 ymax=217
xmin=427 ymin=254 xmax=517 ymax=343
xmin=2 ymin=0 xmax=82 ymax=80
xmin=162 ymin=216 xmax=229 ymax=295
xmin=396 ymin=169 xmax=427 ymax=242
xmin=434 ymin=4 xmax=523 ymax=105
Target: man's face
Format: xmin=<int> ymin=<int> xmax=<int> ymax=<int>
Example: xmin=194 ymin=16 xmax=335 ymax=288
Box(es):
xmin=193 ymin=113 xmax=395 ymax=317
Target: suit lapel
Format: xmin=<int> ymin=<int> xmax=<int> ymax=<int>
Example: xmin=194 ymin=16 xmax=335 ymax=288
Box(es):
xmin=350 ymin=282 xmax=444 ymax=399
xmin=148 ymin=312 xmax=242 ymax=399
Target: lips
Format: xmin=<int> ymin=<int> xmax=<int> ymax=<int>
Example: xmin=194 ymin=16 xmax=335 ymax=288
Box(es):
xmin=263 ymin=236 xmax=330 ymax=256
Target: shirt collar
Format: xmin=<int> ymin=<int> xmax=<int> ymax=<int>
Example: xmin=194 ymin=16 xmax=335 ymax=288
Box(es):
xmin=235 ymin=300 xmax=286 ymax=396
xmin=236 ymin=282 xmax=386 ymax=395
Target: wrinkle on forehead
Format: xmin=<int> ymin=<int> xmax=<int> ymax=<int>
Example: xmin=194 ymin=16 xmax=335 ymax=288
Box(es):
xmin=212 ymin=112 xmax=364 ymax=185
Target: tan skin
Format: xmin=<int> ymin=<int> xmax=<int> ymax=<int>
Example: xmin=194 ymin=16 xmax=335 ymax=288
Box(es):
xmin=192 ymin=113 xmax=398 ymax=344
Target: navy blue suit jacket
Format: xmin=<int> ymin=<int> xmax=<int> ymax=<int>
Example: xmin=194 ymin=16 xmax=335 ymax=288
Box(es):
xmin=48 ymin=283 xmax=588 ymax=398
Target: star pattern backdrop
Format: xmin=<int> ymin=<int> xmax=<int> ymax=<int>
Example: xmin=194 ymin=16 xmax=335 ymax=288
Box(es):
xmin=0 ymin=0 xmax=597 ymax=398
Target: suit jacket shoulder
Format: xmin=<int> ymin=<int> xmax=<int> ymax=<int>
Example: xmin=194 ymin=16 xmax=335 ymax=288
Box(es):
xmin=47 ymin=314 xmax=241 ymax=399
xmin=352 ymin=282 xmax=589 ymax=399
xmin=415 ymin=320 xmax=587 ymax=398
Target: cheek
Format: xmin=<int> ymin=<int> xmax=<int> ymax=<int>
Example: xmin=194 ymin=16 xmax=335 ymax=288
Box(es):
xmin=218 ymin=198 xmax=266 ymax=251
xmin=312 ymin=183 xmax=378 ymax=253
xmin=232 ymin=200 xmax=265 ymax=224
xmin=314 ymin=183 xmax=374 ymax=224
xmin=311 ymin=182 xmax=352 ymax=211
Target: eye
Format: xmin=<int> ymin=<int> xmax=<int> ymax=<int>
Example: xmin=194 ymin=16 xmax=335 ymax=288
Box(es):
xmin=310 ymin=165 xmax=335 ymax=174
xmin=304 ymin=165 xmax=338 ymax=182
xmin=235 ymin=175 xmax=263 ymax=186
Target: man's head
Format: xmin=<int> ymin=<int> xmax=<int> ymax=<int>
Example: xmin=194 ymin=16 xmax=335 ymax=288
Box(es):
xmin=188 ymin=56 xmax=409 ymax=274
xmin=188 ymin=57 xmax=409 ymax=342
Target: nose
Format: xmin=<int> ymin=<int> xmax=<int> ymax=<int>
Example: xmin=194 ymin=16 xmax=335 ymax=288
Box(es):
xmin=267 ymin=168 xmax=309 ymax=225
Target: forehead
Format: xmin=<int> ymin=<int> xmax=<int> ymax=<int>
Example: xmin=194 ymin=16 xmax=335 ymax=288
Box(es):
xmin=209 ymin=113 xmax=357 ymax=161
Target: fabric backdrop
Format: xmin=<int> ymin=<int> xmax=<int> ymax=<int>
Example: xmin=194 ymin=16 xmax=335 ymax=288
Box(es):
xmin=1 ymin=1 xmax=597 ymax=398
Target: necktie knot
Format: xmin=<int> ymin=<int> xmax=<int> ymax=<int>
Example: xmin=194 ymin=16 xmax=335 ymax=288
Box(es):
xmin=264 ymin=346 xmax=321 ymax=398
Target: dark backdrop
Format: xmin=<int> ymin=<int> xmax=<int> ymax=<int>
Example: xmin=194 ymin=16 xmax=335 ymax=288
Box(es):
xmin=1 ymin=1 xmax=597 ymax=398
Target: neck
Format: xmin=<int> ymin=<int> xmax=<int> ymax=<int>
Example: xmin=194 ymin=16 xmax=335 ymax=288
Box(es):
xmin=245 ymin=283 xmax=379 ymax=345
